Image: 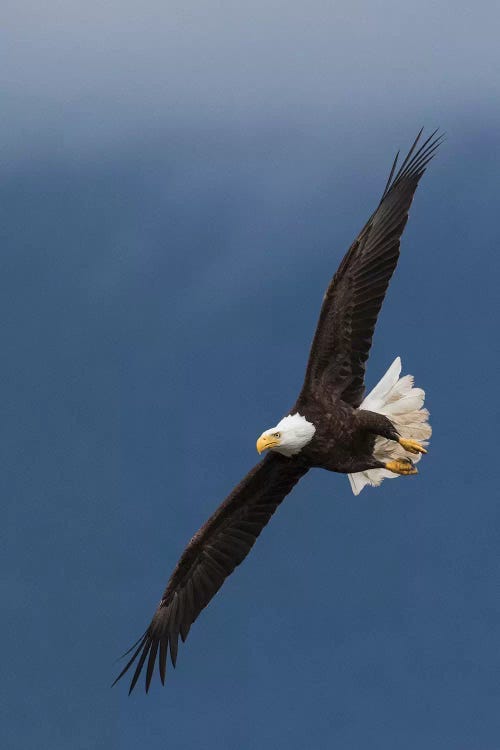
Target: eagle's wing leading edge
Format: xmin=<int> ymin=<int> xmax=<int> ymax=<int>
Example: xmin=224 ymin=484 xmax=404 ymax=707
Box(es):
xmin=299 ymin=130 xmax=442 ymax=408
xmin=114 ymin=454 xmax=308 ymax=693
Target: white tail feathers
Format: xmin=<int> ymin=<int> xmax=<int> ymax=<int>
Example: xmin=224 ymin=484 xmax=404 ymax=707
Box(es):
xmin=348 ymin=357 xmax=431 ymax=496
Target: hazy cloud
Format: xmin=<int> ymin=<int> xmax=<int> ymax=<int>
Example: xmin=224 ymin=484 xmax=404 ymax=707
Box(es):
xmin=3 ymin=1 xmax=499 ymax=162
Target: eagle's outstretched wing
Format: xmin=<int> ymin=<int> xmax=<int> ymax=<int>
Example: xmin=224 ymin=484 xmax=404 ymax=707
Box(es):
xmin=299 ymin=130 xmax=442 ymax=408
xmin=113 ymin=454 xmax=308 ymax=693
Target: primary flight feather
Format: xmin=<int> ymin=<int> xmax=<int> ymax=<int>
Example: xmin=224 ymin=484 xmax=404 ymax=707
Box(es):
xmin=114 ymin=129 xmax=441 ymax=693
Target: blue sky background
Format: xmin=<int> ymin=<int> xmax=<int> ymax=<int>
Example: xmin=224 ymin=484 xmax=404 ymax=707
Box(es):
xmin=2 ymin=2 xmax=500 ymax=748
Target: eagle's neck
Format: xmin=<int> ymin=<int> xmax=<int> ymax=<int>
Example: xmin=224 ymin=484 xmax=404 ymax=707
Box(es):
xmin=274 ymin=413 xmax=316 ymax=457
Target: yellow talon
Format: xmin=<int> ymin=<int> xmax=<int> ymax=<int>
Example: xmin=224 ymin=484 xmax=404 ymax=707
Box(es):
xmin=398 ymin=438 xmax=428 ymax=455
xmin=385 ymin=459 xmax=418 ymax=476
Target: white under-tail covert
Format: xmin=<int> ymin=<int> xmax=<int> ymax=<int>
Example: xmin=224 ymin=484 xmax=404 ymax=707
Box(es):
xmin=348 ymin=357 xmax=431 ymax=495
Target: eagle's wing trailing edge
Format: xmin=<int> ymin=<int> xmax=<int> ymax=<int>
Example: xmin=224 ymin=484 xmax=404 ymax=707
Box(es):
xmin=299 ymin=129 xmax=442 ymax=408
xmin=113 ymin=454 xmax=308 ymax=693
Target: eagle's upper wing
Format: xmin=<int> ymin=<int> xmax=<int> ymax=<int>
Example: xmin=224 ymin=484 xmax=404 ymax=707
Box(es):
xmin=298 ymin=130 xmax=442 ymax=408
xmin=114 ymin=453 xmax=308 ymax=693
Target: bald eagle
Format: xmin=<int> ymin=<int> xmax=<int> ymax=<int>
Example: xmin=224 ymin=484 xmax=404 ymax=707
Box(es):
xmin=114 ymin=129 xmax=441 ymax=693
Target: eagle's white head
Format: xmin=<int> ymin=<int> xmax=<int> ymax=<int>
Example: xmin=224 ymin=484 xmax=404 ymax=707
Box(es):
xmin=256 ymin=413 xmax=316 ymax=457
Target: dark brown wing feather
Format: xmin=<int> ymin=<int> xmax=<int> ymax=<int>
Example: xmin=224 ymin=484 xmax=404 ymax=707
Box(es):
xmin=299 ymin=130 xmax=442 ymax=408
xmin=113 ymin=453 xmax=308 ymax=693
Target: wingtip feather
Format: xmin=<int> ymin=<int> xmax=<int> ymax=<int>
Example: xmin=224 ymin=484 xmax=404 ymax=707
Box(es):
xmin=381 ymin=128 xmax=443 ymax=201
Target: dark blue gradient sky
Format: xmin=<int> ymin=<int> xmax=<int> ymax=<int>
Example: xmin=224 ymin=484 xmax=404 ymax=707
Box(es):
xmin=3 ymin=3 xmax=500 ymax=748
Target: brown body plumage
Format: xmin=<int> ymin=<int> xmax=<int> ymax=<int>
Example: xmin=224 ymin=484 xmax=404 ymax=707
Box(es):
xmin=114 ymin=130 xmax=441 ymax=693
xmin=294 ymin=398 xmax=396 ymax=474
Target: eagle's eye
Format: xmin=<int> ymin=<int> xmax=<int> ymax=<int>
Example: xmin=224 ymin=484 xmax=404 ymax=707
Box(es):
xmin=273 ymin=432 xmax=281 ymax=438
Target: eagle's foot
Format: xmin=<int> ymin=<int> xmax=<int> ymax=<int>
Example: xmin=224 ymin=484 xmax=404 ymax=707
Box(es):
xmin=398 ymin=438 xmax=427 ymax=455
xmin=385 ymin=458 xmax=418 ymax=475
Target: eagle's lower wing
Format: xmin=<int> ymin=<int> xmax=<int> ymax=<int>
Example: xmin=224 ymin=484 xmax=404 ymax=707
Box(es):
xmin=299 ymin=130 xmax=442 ymax=408
xmin=114 ymin=453 xmax=308 ymax=693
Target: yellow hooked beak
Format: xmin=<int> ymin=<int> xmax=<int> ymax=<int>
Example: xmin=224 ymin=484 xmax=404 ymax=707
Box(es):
xmin=256 ymin=433 xmax=281 ymax=454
